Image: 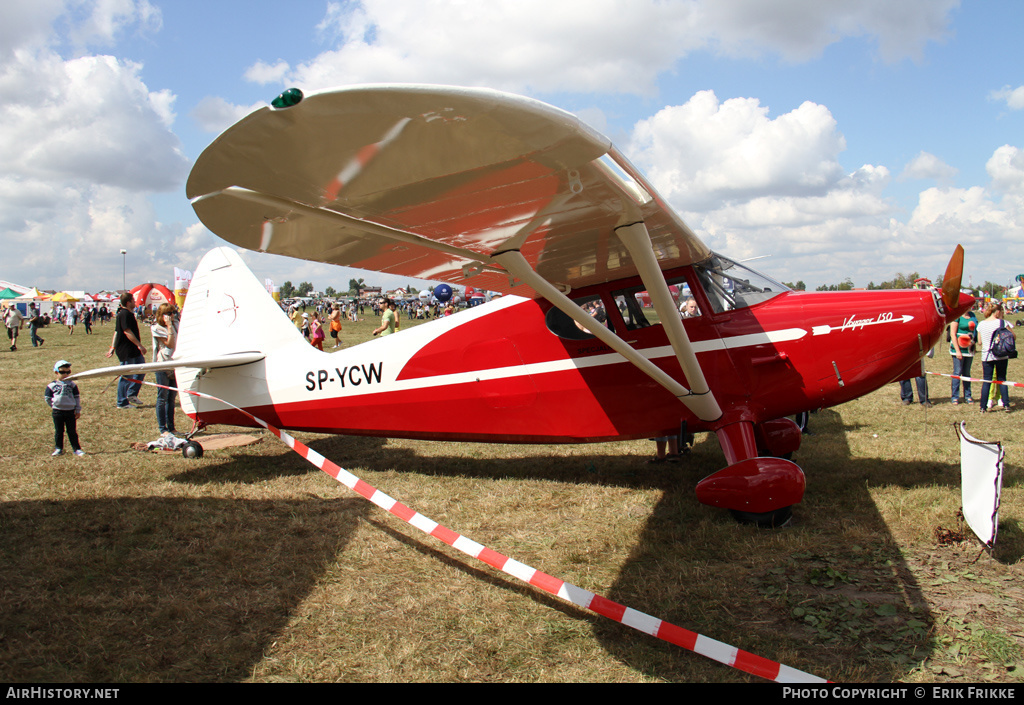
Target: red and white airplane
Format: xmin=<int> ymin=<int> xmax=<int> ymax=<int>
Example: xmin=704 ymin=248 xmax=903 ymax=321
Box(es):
xmin=77 ymin=85 xmax=972 ymax=526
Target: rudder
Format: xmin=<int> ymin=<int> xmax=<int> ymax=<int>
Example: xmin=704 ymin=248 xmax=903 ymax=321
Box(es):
xmin=176 ymin=247 xmax=300 ymax=419
xmin=176 ymin=247 xmax=297 ymax=360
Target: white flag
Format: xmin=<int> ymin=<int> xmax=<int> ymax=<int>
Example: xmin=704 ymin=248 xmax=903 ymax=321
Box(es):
xmin=174 ymin=268 xmax=193 ymax=291
xmin=957 ymin=422 xmax=1004 ymax=548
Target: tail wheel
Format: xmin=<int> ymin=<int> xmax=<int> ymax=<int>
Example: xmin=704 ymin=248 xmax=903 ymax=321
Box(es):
xmin=182 ymin=441 xmax=204 ymax=459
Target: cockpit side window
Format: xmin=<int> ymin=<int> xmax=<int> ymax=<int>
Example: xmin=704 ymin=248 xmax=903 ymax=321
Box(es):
xmin=693 ymin=254 xmax=789 ymax=313
xmin=610 ymin=288 xmax=651 ymax=330
xmin=612 ymin=276 xmax=699 ymax=328
xmin=545 ymin=294 xmax=613 ymax=340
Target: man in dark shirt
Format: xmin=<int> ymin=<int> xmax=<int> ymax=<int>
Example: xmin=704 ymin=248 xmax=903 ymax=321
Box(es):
xmin=106 ymin=292 xmax=147 ymax=408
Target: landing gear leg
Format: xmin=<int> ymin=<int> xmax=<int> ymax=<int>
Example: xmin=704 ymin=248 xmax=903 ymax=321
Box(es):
xmin=185 ymin=418 xmax=207 ymax=441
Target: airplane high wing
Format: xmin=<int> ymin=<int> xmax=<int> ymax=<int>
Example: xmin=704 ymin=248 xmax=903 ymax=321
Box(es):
xmin=187 ymin=85 xmax=710 ymax=296
xmin=188 ymin=84 xmax=720 ymax=421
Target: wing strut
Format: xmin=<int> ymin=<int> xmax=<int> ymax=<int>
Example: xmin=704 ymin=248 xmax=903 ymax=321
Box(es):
xmin=493 ymin=249 xmax=721 ymax=421
xmin=614 ymin=220 xmax=721 ymax=421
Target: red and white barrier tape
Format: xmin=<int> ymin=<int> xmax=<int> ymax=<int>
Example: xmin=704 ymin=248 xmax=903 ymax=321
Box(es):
xmin=925 ymin=371 xmax=1024 ymax=388
xmin=131 ymin=377 xmax=826 ymax=683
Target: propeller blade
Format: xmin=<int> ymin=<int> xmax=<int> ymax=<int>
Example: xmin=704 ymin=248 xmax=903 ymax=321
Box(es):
xmin=941 ymin=244 xmax=964 ymax=310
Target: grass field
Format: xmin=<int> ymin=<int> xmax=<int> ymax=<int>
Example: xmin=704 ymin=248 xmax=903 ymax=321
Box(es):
xmin=1 ymin=311 xmax=1022 ymax=683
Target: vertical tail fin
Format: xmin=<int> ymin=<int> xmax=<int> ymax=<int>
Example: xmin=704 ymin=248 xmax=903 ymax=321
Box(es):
xmin=176 ymin=247 xmax=300 ymax=418
xmin=176 ymin=248 xmax=296 ymax=359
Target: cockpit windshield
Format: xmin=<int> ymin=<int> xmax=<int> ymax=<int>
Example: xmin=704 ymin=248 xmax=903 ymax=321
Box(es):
xmin=693 ymin=254 xmax=790 ymax=313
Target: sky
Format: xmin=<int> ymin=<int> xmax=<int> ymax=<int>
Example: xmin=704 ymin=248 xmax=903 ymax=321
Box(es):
xmin=1 ymin=0 xmax=1022 ymax=294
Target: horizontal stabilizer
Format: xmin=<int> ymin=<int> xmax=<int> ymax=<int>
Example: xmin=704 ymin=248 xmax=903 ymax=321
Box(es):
xmin=69 ymin=352 xmax=265 ymax=381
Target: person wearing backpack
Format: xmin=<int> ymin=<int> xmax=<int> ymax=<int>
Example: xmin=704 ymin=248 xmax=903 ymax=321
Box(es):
xmin=977 ymin=302 xmax=1015 ymax=412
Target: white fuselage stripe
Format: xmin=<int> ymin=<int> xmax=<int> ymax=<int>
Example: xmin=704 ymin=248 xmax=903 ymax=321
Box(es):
xmin=318 ymin=327 xmax=807 ymax=398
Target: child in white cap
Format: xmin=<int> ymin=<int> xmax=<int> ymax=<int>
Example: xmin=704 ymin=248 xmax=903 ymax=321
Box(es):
xmin=45 ymin=360 xmax=84 ymax=456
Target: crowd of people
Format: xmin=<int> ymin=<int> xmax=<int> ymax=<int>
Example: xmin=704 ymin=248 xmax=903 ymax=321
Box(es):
xmin=281 ymin=294 xmax=456 ymax=326
xmin=3 ymin=292 xmax=181 ymax=457
xmin=282 ymin=294 xmax=459 ymax=349
xmin=3 ymin=302 xmax=118 ymax=352
xmin=900 ymin=299 xmax=1017 ymax=412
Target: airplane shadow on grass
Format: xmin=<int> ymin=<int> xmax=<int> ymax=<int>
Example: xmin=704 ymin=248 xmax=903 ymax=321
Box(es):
xmin=294 ymin=407 xmax=1018 ymax=682
xmin=3 ymin=408 xmax=1013 ymax=682
xmin=594 ymin=409 xmax=1023 ymax=682
xmin=167 ymin=410 xmax=1022 ymax=681
xmin=0 ymin=494 xmax=368 ymax=682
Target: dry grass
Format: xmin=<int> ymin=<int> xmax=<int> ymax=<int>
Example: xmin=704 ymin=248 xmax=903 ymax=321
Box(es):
xmin=1 ymin=313 xmax=1022 ymax=682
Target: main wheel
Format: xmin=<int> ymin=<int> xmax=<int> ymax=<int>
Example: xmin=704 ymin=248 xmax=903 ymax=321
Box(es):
xmin=182 ymin=441 xmax=204 ymax=459
xmin=729 ymin=506 xmax=793 ymax=528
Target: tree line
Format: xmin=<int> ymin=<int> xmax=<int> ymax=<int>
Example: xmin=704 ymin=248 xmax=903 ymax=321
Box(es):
xmin=783 ymin=272 xmax=1009 ymax=297
xmin=277 ymin=277 xmax=421 ymax=299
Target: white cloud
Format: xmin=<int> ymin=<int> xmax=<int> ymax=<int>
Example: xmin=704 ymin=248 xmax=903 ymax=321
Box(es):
xmin=622 ymin=87 xmax=1024 ymax=289
xmin=629 ymin=91 xmax=848 ymax=211
xmin=986 ymin=145 xmax=1024 ymax=197
xmin=0 ymin=1 xmax=162 ymax=57
xmin=10 ymin=185 xmax=168 ymax=290
xmin=693 ymin=143 xmax=1023 ymax=288
xmin=65 ymin=0 xmax=162 ymax=50
xmin=0 ymin=50 xmax=187 ymax=191
xmin=622 ymin=90 xmax=906 ymax=284
xmin=212 ymin=0 xmax=971 ymax=289
xmin=3 ymin=179 xmax=221 ymax=291
xmin=989 ymin=84 xmax=1024 ymax=111
xmin=244 ymin=59 xmax=290 ymax=86
xmin=897 ymin=179 xmax=1022 ymax=285
xmin=900 ymin=151 xmax=958 ymax=183
xmin=272 ymin=0 xmax=957 ymax=98
xmin=908 ymin=186 xmax=1007 ymax=232
xmin=699 ymin=0 xmax=958 ymax=63
xmin=0 ymin=1 xmax=65 ymax=58
xmin=191 ymin=95 xmax=263 ymax=134
xmin=0 ymin=1 xmax=190 ymax=290
xmin=290 ymin=0 xmax=700 ymax=96
xmin=1 ymin=0 xmax=998 ymax=293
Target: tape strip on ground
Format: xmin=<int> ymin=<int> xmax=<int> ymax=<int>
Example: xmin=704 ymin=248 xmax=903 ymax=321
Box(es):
xmin=133 ymin=377 xmax=828 ymax=683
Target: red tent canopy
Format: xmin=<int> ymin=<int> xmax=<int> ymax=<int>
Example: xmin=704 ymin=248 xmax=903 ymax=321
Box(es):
xmin=130 ymin=283 xmax=174 ymax=308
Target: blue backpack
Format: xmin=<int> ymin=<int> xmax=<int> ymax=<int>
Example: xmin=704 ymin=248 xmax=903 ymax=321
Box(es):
xmin=990 ymin=320 xmax=1017 ymax=359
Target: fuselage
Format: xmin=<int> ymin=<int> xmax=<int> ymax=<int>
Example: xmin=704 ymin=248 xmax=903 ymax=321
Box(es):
xmin=186 ymin=263 xmax=948 ymax=444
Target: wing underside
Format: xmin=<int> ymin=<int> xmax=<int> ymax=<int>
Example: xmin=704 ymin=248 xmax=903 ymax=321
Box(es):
xmin=187 ymin=84 xmax=709 ymax=295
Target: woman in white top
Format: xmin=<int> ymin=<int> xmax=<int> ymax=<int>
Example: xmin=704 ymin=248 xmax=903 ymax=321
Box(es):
xmin=151 ymin=302 xmax=179 ymax=434
xmin=976 ymin=302 xmax=1013 ymax=412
